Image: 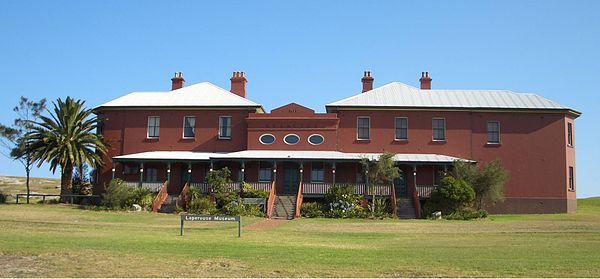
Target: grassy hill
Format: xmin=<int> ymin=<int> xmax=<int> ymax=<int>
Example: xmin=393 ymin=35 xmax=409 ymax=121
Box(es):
xmin=0 ymin=197 xmax=599 ymax=277
xmin=0 ymin=176 xmax=60 ymax=202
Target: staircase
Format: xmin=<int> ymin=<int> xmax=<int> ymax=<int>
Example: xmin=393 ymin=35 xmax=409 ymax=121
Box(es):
xmin=158 ymin=195 xmax=179 ymax=213
xmin=396 ymin=197 xmax=417 ymax=219
xmin=272 ymin=195 xmax=296 ymax=219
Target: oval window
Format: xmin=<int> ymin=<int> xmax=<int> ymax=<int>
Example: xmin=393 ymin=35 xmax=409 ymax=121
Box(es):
xmin=284 ymin=134 xmax=300 ymax=145
xmin=259 ymin=134 xmax=276 ymax=145
xmin=308 ymin=134 xmax=324 ymax=145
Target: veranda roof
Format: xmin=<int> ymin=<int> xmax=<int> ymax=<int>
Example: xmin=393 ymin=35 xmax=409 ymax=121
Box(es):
xmin=113 ymin=150 xmax=472 ymax=164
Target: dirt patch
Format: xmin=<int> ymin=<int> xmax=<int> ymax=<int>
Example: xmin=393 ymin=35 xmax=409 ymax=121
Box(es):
xmin=0 ymin=254 xmax=48 ymax=277
xmin=245 ymin=219 xmax=289 ymax=231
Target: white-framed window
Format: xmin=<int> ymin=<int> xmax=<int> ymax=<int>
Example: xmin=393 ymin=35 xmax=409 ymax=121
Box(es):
xmin=567 ymin=122 xmax=573 ymax=146
xmin=259 ymin=162 xmax=272 ymax=182
xmin=146 ymin=168 xmax=158 ymax=182
xmin=432 ymin=118 xmax=446 ymax=141
xmin=284 ymin=134 xmax=300 ymax=145
xmin=259 ymin=134 xmax=276 ymax=145
xmin=395 ymin=117 xmax=408 ymax=140
xmin=183 ymin=116 xmax=196 ymax=138
xmin=219 ymin=116 xmax=232 ymax=139
xmin=357 ymin=116 xmax=370 ymax=140
xmin=487 ymin=121 xmax=500 ymax=144
xmin=568 ymin=166 xmax=575 ymax=191
xmin=311 ymin=162 xmax=324 ymax=183
xmin=147 ymin=116 xmax=160 ymax=138
xmin=308 ymin=134 xmax=324 ymax=145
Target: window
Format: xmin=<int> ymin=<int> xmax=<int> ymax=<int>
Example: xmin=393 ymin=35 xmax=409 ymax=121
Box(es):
xmin=259 ymin=162 xmax=272 ymax=182
xmin=487 ymin=121 xmax=500 ymax=144
xmin=284 ymin=134 xmax=300 ymax=145
xmin=219 ymin=116 xmax=232 ymax=139
xmin=432 ymin=118 xmax=446 ymax=141
xmin=308 ymin=134 xmax=324 ymax=145
xmin=183 ymin=116 xmax=195 ymax=138
xmin=568 ymin=122 xmax=573 ymax=146
xmin=146 ymin=168 xmax=158 ymax=182
xmin=259 ymin=134 xmax=276 ymax=145
xmin=356 ymin=172 xmax=366 ymax=184
xmin=311 ymin=162 xmax=324 ymax=183
xmin=568 ymin=166 xmax=574 ymax=191
xmin=357 ymin=117 xmax=370 ymax=140
xmin=395 ymin=117 xmax=408 ymax=140
xmin=147 ymin=116 xmax=160 ymax=138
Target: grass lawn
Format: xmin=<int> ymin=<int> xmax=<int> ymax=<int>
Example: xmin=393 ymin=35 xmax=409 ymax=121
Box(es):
xmin=1 ymin=198 xmax=599 ymax=277
xmin=0 ymin=176 xmax=60 ymax=203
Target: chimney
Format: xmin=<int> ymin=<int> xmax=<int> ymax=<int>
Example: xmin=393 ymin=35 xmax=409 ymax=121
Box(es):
xmin=361 ymin=71 xmax=374 ymax=93
xmin=171 ymin=72 xmax=184 ymax=90
xmin=419 ymin=71 xmax=432 ymax=90
xmin=230 ymin=71 xmax=247 ymax=98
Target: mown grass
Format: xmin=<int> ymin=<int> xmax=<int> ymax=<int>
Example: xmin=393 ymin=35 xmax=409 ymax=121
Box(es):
xmin=1 ymin=198 xmax=600 ymax=277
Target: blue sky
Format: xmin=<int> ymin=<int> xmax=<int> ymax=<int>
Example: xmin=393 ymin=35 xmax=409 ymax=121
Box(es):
xmin=0 ymin=1 xmax=598 ymax=197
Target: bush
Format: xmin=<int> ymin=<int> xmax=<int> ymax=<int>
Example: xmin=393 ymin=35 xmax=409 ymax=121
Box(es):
xmin=241 ymin=183 xmax=269 ymax=199
xmin=188 ymin=195 xmax=219 ymax=215
xmin=424 ymin=177 xmax=475 ymax=216
xmin=102 ymin=179 xmax=136 ymax=209
xmin=369 ymin=198 xmax=392 ymax=218
xmin=220 ymin=201 xmax=265 ymax=217
xmin=301 ymin=202 xmax=324 ymax=218
xmin=130 ymin=188 xmax=154 ymax=211
xmin=445 ymin=208 xmax=488 ymax=220
xmin=215 ymin=190 xmax=240 ymax=209
xmin=242 ymin=204 xmax=265 ymax=217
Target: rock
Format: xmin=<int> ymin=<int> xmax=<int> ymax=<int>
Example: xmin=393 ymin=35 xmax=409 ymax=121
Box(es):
xmin=432 ymin=211 xmax=442 ymax=220
xmin=131 ymin=204 xmax=142 ymax=211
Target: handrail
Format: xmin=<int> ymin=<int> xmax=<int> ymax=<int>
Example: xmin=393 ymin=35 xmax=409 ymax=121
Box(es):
xmin=295 ymin=180 xmax=303 ymax=218
xmin=266 ymin=181 xmax=276 ymax=218
xmin=408 ymin=182 xmax=422 ymax=218
xmin=390 ymin=183 xmax=397 ymax=217
xmin=177 ymin=182 xmax=189 ymax=211
xmin=152 ymin=181 xmax=169 ymax=213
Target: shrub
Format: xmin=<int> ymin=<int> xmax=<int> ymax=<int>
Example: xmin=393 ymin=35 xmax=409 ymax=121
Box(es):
xmin=242 ymin=204 xmax=265 ymax=217
xmin=445 ymin=208 xmax=488 ymax=220
xmin=188 ymin=195 xmax=219 ymax=215
xmin=215 ymin=190 xmax=240 ymax=209
xmin=301 ymin=202 xmax=324 ymax=218
xmin=131 ymin=188 xmax=154 ymax=211
xmin=324 ymin=184 xmax=363 ymax=218
xmin=424 ymin=177 xmax=475 ymax=216
xmin=369 ymin=198 xmax=392 ymax=218
xmin=241 ymin=183 xmax=269 ymax=199
xmin=102 ymin=179 xmax=136 ymax=209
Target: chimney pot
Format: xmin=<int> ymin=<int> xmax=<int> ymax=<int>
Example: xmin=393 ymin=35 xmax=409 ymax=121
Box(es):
xmin=171 ymin=72 xmax=185 ymax=90
xmin=230 ymin=70 xmax=247 ymax=98
xmin=361 ymin=70 xmax=374 ymax=93
xmin=419 ymin=71 xmax=432 ymax=90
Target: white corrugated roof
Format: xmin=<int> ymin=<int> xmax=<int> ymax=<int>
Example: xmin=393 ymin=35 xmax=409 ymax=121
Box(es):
xmin=327 ymin=82 xmax=578 ymax=113
xmin=112 ymin=150 xmax=471 ymax=163
xmin=96 ymin=82 xmax=262 ymax=109
xmin=113 ymin=151 xmax=219 ymax=161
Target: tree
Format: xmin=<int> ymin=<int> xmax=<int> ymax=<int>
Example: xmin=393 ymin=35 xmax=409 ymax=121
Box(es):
xmin=26 ymin=97 xmax=107 ymax=201
xmin=0 ymin=97 xmax=46 ymax=204
xmin=425 ymin=176 xmax=475 ymax=215
xmin=361 ymin=152 xmax=401 ymax=213
xmin=449 ymin=159 xmax=509 ymax=210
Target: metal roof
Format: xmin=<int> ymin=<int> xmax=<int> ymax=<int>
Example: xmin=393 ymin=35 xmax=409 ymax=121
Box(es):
xmin=113 ymin=150 xmax=471 ymax=163
xmin=326 ymin=82 xmax=579 ymax=114
xmin=96 ymin=82 xmax=262 ymax=110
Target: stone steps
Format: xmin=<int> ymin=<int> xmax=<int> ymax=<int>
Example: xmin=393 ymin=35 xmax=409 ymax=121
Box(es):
xmin=272 ymin=195 xmax=296 ymax=220
xmin=396 ymin=197 xmax=417 ymax=219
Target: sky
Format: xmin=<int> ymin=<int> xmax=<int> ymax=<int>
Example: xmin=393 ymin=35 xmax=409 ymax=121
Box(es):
xmin=0 ymin=1 xmax=598 ymax=197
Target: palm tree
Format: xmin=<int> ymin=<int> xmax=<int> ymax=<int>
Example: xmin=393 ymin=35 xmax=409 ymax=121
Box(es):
xmin=26 ymin=97 xmax=107 ymax=199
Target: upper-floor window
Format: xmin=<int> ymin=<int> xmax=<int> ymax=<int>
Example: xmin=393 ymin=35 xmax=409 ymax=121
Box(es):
xmin=183 ymin=116 xmax=196 ymax=138
xmin=311 ymin=162 xmax=324 ymax=183
xmin=259 ymin=162 xmax=272 ymax=182
xmin=395 ymin=117 xmax=408 ymax=140
xmin=219 ymin=116 xmax=232 ymax=139
xmin=147 ymin=116 xmax=160 ymax=138
xmin=487 ymin=121 xmax=500 ymax=144
xmin=432 ymin=118 xmax=446 ymax=141
xmin=567 ymin=122 xmax=573 ymax=146
xmin=357 ymin=116 xmax=370 ymax=140
xmin=568 ymin=166 xmax=575 ymax=191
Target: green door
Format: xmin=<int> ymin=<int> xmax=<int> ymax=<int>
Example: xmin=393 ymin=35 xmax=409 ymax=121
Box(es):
xmin=394 ymin=172 xmax=407 ymax=197
xmin=282 ymin=167 xmax=299 ymax=195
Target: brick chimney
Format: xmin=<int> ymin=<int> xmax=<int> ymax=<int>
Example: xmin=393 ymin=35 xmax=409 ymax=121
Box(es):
xmin=361 ymin=71 xmax=374 ymax=93
xmin=230 ymin=71 xmax=247 ymax=98
xmin=419 ymin=72 xmax=432 ymax=90
xmin=171 ymin=72 xmax=184 ymax=90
